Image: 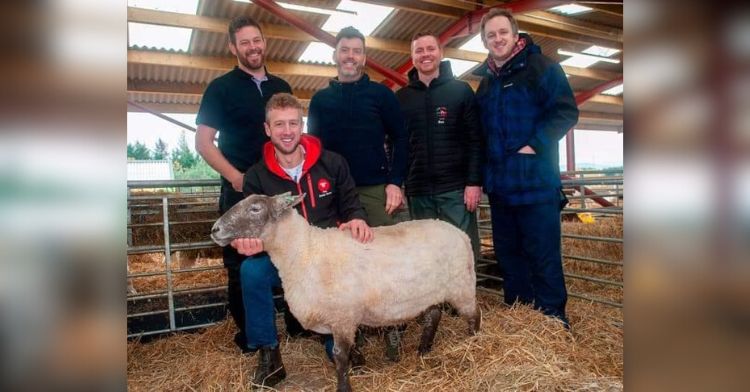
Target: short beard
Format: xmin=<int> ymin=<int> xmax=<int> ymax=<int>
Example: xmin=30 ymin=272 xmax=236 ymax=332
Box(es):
xmin=337 ymin=63 xmax=363 ymax=80
xmin=238 ymin=51 xmax=264 ymax=71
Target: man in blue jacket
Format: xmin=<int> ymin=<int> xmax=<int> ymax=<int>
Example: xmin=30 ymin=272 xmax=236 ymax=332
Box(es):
xmin=472 ymin=9 xmax=579 ymax=327
xmin=308 ymin=26 xmax=409 ymax=360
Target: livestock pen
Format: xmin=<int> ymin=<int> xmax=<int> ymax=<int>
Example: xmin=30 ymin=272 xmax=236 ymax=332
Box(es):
xmin=127 ymin=170 xmax=623 ymax=391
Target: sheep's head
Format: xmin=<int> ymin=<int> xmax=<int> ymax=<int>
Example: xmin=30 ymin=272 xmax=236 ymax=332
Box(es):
xmin=210 ymin=192 xmax=305 ymax=247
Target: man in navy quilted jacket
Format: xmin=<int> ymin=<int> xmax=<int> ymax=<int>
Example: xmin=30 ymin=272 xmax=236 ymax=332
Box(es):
xmin=472 ymin=8 xmax=579 ymax=327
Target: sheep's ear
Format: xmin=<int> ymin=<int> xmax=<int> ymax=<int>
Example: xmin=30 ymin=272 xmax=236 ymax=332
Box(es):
xmin=270 ymin=192 xmax=305 ymax=218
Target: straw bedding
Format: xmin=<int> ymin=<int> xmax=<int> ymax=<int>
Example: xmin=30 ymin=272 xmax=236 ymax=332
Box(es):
xmin=127 ymin=213 xmax=623 ymax=391
xmin=127 ymin=292 xmax=622 ymax=391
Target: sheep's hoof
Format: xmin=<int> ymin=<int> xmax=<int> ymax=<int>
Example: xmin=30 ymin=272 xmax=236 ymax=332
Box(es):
xmin=468 ymin=309 xmax=482 ymax=335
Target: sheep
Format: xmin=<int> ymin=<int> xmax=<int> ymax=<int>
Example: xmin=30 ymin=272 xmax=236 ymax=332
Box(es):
xmin=210 ymin=192 xmax=480 ymax=392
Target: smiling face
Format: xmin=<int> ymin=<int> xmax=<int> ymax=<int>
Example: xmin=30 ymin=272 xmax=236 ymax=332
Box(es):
xmin=229 ymin=25 xmax=266 ymax=72
xmin=264 ymin=106 xmax=303 ymax=156
xmin=481 ymin=15 xmax=519 ymax=64
xmin=411 ymin=35 xmax=443 ymax=76
xmin=333 ymin=37 xmax=366 ymax=82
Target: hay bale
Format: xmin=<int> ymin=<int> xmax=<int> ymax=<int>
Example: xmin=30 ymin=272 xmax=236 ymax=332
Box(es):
xmin=127 ymin=293 xmax=622 ymax=391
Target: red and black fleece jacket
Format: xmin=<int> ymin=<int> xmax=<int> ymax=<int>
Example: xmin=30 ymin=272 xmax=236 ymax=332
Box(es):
xmin=242 ymin=135 xmax=368 ymax=229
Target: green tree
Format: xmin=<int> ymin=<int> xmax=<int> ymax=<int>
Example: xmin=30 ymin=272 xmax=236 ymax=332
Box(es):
xmin=173 ymin=157 xmax=219 ymax=180
xmin=153 ymin=138 xmax=169 ymax=160
xmin=127 ymin=141 xmax=151 ymax=160
xmin=171 ymin=132 xmax=198 ymax=169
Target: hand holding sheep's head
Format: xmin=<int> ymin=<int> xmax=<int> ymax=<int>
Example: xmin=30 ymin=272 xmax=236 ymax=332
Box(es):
xmin=210 ymin=192 xmax=305 ymax=247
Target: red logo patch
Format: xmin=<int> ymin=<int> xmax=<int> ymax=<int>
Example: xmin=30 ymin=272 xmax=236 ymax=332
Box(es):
xmin=317 ymin=178 xmax=331 ymax=193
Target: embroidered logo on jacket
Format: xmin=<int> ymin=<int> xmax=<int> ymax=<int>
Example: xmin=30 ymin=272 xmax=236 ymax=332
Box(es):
xmin=436 ymin=106 xmax=448 ymax=125
xmin=317 ymin=178 xmax=333 ymax=198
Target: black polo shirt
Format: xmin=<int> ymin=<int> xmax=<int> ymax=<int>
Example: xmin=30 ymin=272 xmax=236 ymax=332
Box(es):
xmin=196 ymin=66 xmax=292 ymax=173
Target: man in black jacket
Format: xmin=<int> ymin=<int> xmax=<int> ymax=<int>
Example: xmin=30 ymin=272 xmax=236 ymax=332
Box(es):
xmin=307 ymin=26 xmax=409 ymax=228
xmin=308 ymin=26 xmax=410 ymax=361
xmin=230 ymin=93 xmax=373 ymax=388
xmin=395 ymin=32 xmax=483 ymax=258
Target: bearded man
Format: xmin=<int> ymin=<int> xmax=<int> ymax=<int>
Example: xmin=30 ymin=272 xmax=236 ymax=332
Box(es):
xmin=195 ymin=15 xmax=296 ymax=352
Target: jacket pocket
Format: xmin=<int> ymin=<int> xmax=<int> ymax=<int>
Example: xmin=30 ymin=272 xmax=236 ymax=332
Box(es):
xmin=503 ymin=152 xmax=547 ymax=192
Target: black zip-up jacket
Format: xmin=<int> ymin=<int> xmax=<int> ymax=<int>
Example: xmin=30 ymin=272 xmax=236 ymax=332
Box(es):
xmin=242 ymin=135 xmax=367 ymax=228
xmin=308 ymin=74 xmax=408 ymax=187
xmin=395 ymin=61 xmax=483 ymax=197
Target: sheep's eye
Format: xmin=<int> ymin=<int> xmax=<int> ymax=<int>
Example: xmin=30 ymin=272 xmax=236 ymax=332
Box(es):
xmin=250 ymin=205 xmax=263 ymax=214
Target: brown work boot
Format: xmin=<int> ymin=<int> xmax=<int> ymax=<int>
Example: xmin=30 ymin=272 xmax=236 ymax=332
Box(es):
xmin=252 ymin=345 xmax=286 ymax=389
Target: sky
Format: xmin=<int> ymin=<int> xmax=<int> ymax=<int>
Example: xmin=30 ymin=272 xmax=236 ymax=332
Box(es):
xmin=127 ymin=112 xmax=623 ymax=169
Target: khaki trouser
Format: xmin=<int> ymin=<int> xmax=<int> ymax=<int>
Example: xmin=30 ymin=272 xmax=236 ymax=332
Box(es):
xmin=408 ymin=189 xmax=481 ymax=259
xmin=355 ymin=184 xmax=409 ymax=227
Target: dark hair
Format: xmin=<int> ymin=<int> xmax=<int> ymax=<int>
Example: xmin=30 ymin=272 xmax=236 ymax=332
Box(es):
xmin=411 ymin=31 xmax=439 ymax=44
xmin=335 ymin=26 xmax=366 ymax=49
xmin=411 ymin=31 xmax=441 ymax=48
xmin=228 ymin=16 xmax=264 ymax=44
xmin=479 ymin=8 xmax=519 ymax=39
xmin=265 ymin=93 xmax=304 ymax=119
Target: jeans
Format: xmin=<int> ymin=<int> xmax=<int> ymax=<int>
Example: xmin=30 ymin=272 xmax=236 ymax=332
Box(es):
xmin=488 ymin=196 xmax=568 ymax=323
xmin=240 ymin=254 xmax=282 ymax=349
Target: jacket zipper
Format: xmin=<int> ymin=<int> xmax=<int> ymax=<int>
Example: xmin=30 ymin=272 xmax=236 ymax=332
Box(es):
xmin=306 ymin=173 xmax=316 ymax=208
xmin=295 ymin=181 xmax=309 ymax=220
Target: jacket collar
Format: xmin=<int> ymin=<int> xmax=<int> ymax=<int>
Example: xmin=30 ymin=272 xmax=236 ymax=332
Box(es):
xmin=233 ymin=65 xmax=273 ymax=81
xmin=472 ymin=33 xmax=538 ymax=78
xmin=262 ymin=135 xmax=323 ymax=180
xmin=406 ymin=60 xmax=454 ymax=89
xmin=329 ymin=73 xmax=371 ymax=88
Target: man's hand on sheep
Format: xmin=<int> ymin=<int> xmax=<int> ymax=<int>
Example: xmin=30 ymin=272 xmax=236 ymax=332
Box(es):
xmin=230 ymin=237 xmax=264 ymax=256
xmin=338 ymin=219 xmax=374 ymax=243
xmin=384 ymin=184 xmax=404 ymax=215
xmin=464 ymin=186 xmax=482 ymax=212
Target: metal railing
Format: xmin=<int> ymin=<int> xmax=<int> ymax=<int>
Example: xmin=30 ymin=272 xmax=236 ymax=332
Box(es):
xmin=476 ymin=170 xmax=623 ymax=309
xmin=127 ymin=170 xmax=623 ymax=337
xmin=127 ymin=180 xmax=226 ymax=338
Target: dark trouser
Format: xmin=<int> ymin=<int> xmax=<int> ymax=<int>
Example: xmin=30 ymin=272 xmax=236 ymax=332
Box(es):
xmin=224 ymin=249 xmax=246 ymax=333
xmin=408 ymin=189 xmax=480 ymax=259
xmin=220 ymin=184 xmax=248 ymax=334
xmin=488 ymin=195 xmax=568 ymax=323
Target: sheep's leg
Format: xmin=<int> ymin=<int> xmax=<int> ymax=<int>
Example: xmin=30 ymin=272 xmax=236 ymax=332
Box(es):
xmin=349 ymin=328 xmax=366 ymax=370
xmin=451 ymin=300 xmax=481 ymax=335
xmin=466 ymin=306 xmax=481 ymax=335
xmin=332 ymin=330 xmax=355 ymax=392
xmin=417 ymin=305 xmax=442 ymax=355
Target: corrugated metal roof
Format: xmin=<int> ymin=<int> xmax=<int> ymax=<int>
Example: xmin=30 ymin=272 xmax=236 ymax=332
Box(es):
xmin=128 ymin=63 xmax=225 ymax=84
xmin=371 ymin=9 xmax=455 ymax=41
xmin=128 ymin=92 xmax=202 ymax=105
xmin=283 ymin=74 xmax=330 ymax=91
xmin=127 ymin=0 xmax=622 ymax=124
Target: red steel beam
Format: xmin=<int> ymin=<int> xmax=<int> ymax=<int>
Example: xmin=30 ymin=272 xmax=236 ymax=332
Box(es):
xmin=385 ymin=0 xmax=569 ymax=88
xmin=560 ymin=174 xmax=615 ymax=207
xmin=565 ymin=125 xmax=576 ymax=171
xmin=251 ymin=0 xmax=408 ymax=86
xmin=575 ymin=76 xmax=623 ymax=106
